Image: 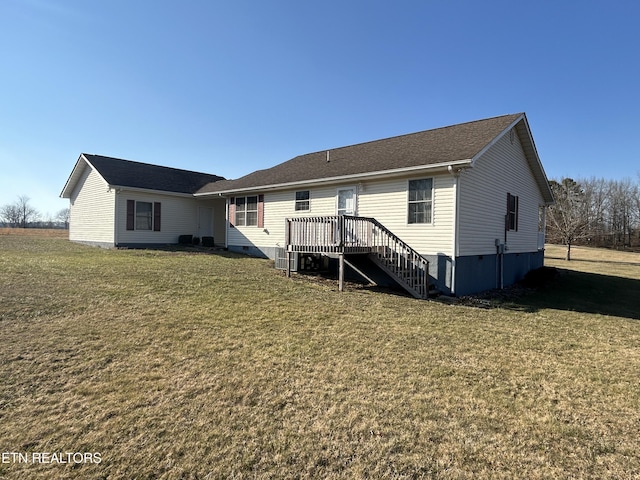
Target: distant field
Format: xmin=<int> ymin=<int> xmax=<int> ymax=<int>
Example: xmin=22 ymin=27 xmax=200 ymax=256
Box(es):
xmin=545 ymin=243 xmax=640 ymax=265
xmin=1 ymin=235 xmax=639 ymax=479
xmin=0 ymin=228 xmax=68 ymax=238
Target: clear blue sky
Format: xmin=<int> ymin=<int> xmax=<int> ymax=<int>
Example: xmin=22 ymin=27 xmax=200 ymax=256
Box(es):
xmin=1 ymin=0 xmax=639 ymax=218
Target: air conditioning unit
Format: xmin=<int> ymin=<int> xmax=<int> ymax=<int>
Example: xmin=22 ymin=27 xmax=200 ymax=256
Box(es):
xmin=275 ymin=247 xmax=298 ymax=271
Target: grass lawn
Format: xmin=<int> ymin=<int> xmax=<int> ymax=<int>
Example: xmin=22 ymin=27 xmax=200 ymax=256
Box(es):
xmin=1 ymin=236 xmax=639 ymax=479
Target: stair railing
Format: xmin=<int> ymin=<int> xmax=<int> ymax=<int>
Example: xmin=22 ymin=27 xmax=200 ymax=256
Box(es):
xmin=286 ymin=216 xmax=430 ymax=298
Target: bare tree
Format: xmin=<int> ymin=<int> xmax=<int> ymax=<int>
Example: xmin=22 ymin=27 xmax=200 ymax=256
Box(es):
xmin=56 ymin=208 xmax=70 ymax=229
xmin=0 ymin=196 xmax=40 ymax=228
xmin=0 ymin=203 xmax=21 ymax=227
xmin=606 ymin=179 xmax=636 ymax=249
xmin=581 ymin=177 xmax=609 ymax=246
xmin=16 ymin=196 xmax=40 ymax=228
xmin=547 ymin=178 xmax=589 ymax=260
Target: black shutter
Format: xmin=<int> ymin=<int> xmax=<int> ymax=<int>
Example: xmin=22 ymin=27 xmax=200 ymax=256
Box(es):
xmin=153 ymin=202 xmax=161 ymax=231
xmin=257 ymin=194 xmax=264 ymax=228
xmin=229 ymin=197 xmax=236 ymax=228
xmin=126 ymin=200 xmax=135 ymax=230
xmin=506 ymin=193 xmax=519 ymax=231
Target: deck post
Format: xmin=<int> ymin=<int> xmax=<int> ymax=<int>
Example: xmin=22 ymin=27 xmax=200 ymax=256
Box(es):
xmin=285 ymin=218 xmax=291 ymax=277
xmin=338 ymin=253 xmax=345 ymax=292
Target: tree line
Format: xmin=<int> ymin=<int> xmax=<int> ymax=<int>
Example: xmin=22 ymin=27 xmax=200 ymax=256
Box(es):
xmin=0 ymin=195 xmax=69 ymax=229
xmin=546 ymin=176 xmax=640 ymax=259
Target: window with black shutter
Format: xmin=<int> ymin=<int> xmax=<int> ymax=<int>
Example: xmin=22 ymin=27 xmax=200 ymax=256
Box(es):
xmin=507 ymin=193 xmax=519 ymax=231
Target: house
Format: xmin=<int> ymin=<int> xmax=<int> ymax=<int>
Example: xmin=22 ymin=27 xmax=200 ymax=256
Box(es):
xmin=194 ymin=113 xmax=554 ymax=296
xmin=61 ymin=113 xmax=553 ymax=297
xmin=60 ymin=154 xmax=227 ymax=248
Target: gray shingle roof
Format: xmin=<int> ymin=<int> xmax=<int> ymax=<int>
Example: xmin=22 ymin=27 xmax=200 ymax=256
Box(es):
xmin=197 ymin=113 xmax=523 ymax=194
xmin=83 ymin=154 xmax=225 ymax=194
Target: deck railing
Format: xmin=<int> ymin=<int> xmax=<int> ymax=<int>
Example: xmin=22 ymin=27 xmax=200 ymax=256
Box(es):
xmin=285 ymin=215 xmax=430 ymax=299
xmin=285 ymin=215 xmax=373 ymax=253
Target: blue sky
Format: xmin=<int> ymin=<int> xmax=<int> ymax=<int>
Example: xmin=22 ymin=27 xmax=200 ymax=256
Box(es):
xmin=1 ymin=0 xmax=639 ymax=218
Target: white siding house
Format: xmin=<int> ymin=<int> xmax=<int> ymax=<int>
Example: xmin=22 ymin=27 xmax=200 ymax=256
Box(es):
xmin=61 ymin=154 xmax=227 ymax=248
xmin=67 ymin=165 xmax=116 ymax=246
xmin=197 ymin=113 xmax=554 ymax=296
xmin=61 ymin=113 xmax=553 ymax=297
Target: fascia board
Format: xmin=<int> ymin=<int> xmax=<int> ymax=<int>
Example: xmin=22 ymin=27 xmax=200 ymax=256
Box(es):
xmin=60 ymin=154 xmax=109 ymax=198
xmin=470 ymin=114 xmax=525 ymax=167
xmin=108 ymin=185 xmax=195 ymax=198
xmin=470 ymin=114 xmax=554 ymax=205
xmin=194 ymin=159 xmax=473 ymax=196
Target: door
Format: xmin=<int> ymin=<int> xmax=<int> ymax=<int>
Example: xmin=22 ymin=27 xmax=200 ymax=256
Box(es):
xmin=198 ymin=207 xmax=214 ymax=239
xmin=336 ymin=187 xmax=357 ymax=216
xmin=336 ymin=187 xmax=357 ymax=244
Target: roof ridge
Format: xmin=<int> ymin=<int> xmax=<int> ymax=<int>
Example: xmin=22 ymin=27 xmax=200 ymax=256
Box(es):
xmin=82 ymin=153 xmax=221 ymax=178
xmin=301 ymin=113 xmax=523 ymax=157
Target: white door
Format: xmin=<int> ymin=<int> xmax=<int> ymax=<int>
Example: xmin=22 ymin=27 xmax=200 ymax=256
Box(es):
xmin=198 ymin=207 xmax=214 ymax=238
xmin=336 ymin=187 xmax=357 ymax=216
xmin=336 ymin=187 xmax=357 ymax=244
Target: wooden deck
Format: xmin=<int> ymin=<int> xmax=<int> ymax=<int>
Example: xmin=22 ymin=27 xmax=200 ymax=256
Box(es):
xmin=284 ymin=216 xmax=431 ymax=299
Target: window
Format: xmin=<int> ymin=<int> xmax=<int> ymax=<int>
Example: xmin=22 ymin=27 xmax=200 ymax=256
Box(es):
xmin=295 ymin=190 xmax=310 ymax=211
xmin=126 ymin=200 xmax=161 ymax=231
xmin=408 ymin=179 xmax=433 ymax=224
xmin=235 ymin=196 xmax=258 ymax=226
xmin=136 ymin=202 xmax=153 ymax=230
xmin=507 ymin=193 xmax=519 ymax=231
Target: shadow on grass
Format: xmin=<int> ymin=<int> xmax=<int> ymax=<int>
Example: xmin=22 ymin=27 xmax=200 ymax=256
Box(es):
xmin=507 ymin=269 xmax=640 ymax=321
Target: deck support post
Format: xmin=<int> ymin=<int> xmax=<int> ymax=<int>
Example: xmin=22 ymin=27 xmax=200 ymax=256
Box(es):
xmin=285 ymin=218 xmax=291 ymax=277
xmin=338 ymin=253 xmax=345 ymax=292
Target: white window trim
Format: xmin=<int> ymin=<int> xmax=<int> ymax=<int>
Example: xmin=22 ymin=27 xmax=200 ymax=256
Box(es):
xmin=235 ymin=195 xmax=259 ymax=226
xmin=294 ymin=190 xmax=310 ymax=212
xmin=406 ymin=177 xmax=434 ymax=226
xmin=336 ymin=186 xmax=358 ymax=216
xmin=135 ymin=201 xmax=153 ymax=231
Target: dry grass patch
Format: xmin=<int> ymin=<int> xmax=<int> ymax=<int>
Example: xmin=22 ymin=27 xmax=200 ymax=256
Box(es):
xmin=1 ymin=236 xmax=640 ymax=478
xmin=0 ymin=228 xmax=68 ymax=238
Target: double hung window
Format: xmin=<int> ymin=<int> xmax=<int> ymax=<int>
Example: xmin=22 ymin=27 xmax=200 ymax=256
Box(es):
xmin=126 ymin=200 xmax=161 ymax=231
xmin=295 ymin=191 xmax=310 ymax=211
xmin=136 ymin=202 xmax=153 ymax=230
xmin=408 ymin=179 xmax=433 ymax=224
xmin=235 ymin=196 xmax=259 ymax=226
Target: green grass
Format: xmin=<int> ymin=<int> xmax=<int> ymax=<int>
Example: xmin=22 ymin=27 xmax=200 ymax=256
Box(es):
xmin=1 ymin=236 xmax=640 ymax=479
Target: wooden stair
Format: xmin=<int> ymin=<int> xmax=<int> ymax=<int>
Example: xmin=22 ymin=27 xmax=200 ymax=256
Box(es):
xmin=285 ymin=215 xmax=431 ymax=299
xmin=366 ymin=219 xmax=430 ymax=299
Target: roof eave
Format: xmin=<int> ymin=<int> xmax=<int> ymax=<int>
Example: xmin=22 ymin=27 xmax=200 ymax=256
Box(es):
xmin=195 ymin=159 xmax=474 ymax=196
xmin=60 ymin=154 xmax=102 ymax=198
xmin=108 ymin=185 xmax=197 ymax=198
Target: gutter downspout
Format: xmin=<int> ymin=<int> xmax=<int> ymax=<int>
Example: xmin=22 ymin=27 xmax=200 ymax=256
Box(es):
xmin=113 ymin=188 xmax=119 ymax=247
xmin=448 ymin=166 xmax=461 ymax=295
xmin=223 ymin=195 xmax=229 ymax=250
